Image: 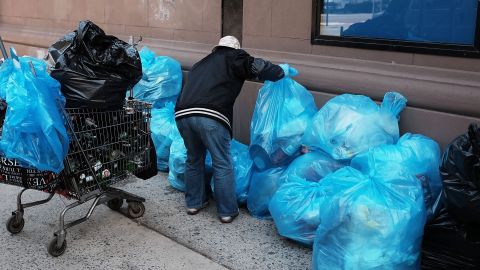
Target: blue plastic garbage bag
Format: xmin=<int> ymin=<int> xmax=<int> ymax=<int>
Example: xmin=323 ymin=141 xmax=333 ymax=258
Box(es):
xmin=303 ymin=92 xmax=407 ymax=160
xmin=230 ymin=140 xmax=253 ymax=204
xmin=168 ymin=127 xmax=213 ymax=192
xmin=269 ymin=179 xmax=329 ymax=246
xmin=283 ymin=151 xmax=346 ymax=182
xmin=211 ymin=140 xmax=253 ymax=205
xmin=168 ymin=133 xmax=187 ymax=191
xmin=351 ymin=133 xmax=442 ymax=221
xmin=312 ymin=166 xmax=426 ymax=270
xmin=249 ymin=66 xmax=317 ymax=171
xmin=0 ymin=56 xmax=69 ymax=173
xmin=132 ymin=47 xmax=182 ymax=108
xmin=151 ymin=102 xmax=176 ymax=172
xmin=247 ymin=166 xmax=287 ymax=219
xmin=268 ymin=152 xmax=346 ymax=246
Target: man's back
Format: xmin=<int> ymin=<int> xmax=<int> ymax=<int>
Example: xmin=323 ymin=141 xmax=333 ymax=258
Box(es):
xmin=175 ymin=46 xmax=283 ymax=135
xmin=176 ymin=47 xmax=250 ymax=117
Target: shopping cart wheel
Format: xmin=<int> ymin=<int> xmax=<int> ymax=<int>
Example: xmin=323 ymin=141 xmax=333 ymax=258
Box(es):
xmin=6 ymin=213 xmax=25 ymax=234
xmin=107 ymin=198 xmax=123 ymax=211
xmin=127 ymin=202 xmax=145 ymax=219
xmin=48 ymin=236 xmax=67 ymax=257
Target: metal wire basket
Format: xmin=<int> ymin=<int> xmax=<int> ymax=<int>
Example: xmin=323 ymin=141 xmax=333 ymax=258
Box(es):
xmin=61 ymin=100 xmax=153 ymax=199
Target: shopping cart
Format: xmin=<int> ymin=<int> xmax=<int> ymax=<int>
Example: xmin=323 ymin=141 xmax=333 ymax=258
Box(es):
xmin=2 ymin=99 xmax=154 ymax=257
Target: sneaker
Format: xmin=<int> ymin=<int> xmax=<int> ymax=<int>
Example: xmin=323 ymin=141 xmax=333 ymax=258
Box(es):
xmin=219 ymin=212 xmax=239 ymax=223
xmin=186 ymin=201 xmax=209 ymax=215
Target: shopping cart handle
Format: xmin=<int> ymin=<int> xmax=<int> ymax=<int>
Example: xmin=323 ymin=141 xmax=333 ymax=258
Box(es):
xmin=9 ymin=47 xmax=19 ymax=61
xmin=128 ymin=36 xmax=143 ymax=48
xmin=0 ymin=36 xmax=8 ymax=59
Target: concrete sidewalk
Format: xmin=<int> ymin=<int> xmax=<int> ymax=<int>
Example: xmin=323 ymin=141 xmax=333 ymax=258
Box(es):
xmin=0 ymin=173 xmax=312 ymax=270
xmin=119 ymin=173 xmax=313 ymax=270
xmin=0 ymin=184 xmax=227 ymax=270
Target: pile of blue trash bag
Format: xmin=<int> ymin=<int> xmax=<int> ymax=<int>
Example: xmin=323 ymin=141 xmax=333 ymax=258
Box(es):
xmin=168 ymin=127 xmax=188 ymax=191
xmin=211 ymin=140 xmax=253 ymax=205
xmin=151 ymin=102 xmax=176 ymax=172
xmin=350 ymin=133 xmax=442 ymax=220
xmin=132 ymin=47 xmax=182 ymax=108
xmin=312 ymin=166 xmax=426 ymax=270
xmin=230 ymin=140 xmax=253 ymax=204
xmin=268 ymin=152 xmax=347 ymax=245
xmin=302 ymin=92 xmax=407 ymax=160
xmin=225 ymin=140 xmax=344 ymax=220
xmin=247 ymin=166 xmax=286 ymax=219
xmin=280 ymin=151 xmax=346 ymax=183
xmin=249 ymin=65 xmax=317 ymax=171
xmin=0 ymin=56 xmax=69 ymax=173
xmin=269 ymin=180 xmax=328 ymax=246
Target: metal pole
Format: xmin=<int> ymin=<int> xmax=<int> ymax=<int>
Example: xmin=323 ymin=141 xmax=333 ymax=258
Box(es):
xmin=0 ymin=36 xmax=8 ymax=59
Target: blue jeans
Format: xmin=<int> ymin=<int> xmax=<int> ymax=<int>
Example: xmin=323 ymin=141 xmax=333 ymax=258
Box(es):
xmin=176 ymin=116 xmax=239 ymax=217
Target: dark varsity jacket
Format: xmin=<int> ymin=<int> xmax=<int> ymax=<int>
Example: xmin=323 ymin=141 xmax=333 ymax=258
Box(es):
xmin=174 ymin=46 xmax=284 ymax=136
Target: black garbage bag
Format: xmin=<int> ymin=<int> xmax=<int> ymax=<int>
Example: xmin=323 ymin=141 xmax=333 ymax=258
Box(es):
xmin=441 ymin=124 xmax=480 ymax=225
xmin=422 ymin=204 xmax=480 ymax=269
xmin=134 ymin=137 xmax=158 ymax=180
xmin=49 ymin=20 xmax=142 ymax=110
